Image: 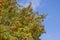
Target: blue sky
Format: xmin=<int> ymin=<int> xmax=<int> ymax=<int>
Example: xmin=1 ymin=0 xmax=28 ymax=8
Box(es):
xmin=17 ymin=0 xmax=60 ymax=40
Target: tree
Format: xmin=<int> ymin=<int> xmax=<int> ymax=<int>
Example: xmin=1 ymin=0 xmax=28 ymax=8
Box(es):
xmin=0 ymin=0 xmax=46 ymax=40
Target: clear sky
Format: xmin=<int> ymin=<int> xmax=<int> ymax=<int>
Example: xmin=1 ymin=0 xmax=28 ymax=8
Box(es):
xmin=17 ymin=0 xmax=60 ymax=40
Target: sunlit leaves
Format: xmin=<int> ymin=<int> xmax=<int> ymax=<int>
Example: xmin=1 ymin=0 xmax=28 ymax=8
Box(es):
xmin=0 ymin=0 xmax=2 ymax=6
xmin=0 ymin=0 xmax=45 ymax=40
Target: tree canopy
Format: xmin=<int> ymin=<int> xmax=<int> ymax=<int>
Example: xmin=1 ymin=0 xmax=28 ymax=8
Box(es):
xmin=0 ymin=0 xmax=46 ymax=40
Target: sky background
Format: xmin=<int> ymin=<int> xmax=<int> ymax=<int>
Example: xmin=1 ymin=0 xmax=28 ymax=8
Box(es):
xmin=17 ymin=0 xmax=60 ymax=40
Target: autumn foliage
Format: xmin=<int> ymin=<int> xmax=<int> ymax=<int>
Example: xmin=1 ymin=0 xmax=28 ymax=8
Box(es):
xmin=0 ymin=0 xmax=45 ymax=40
